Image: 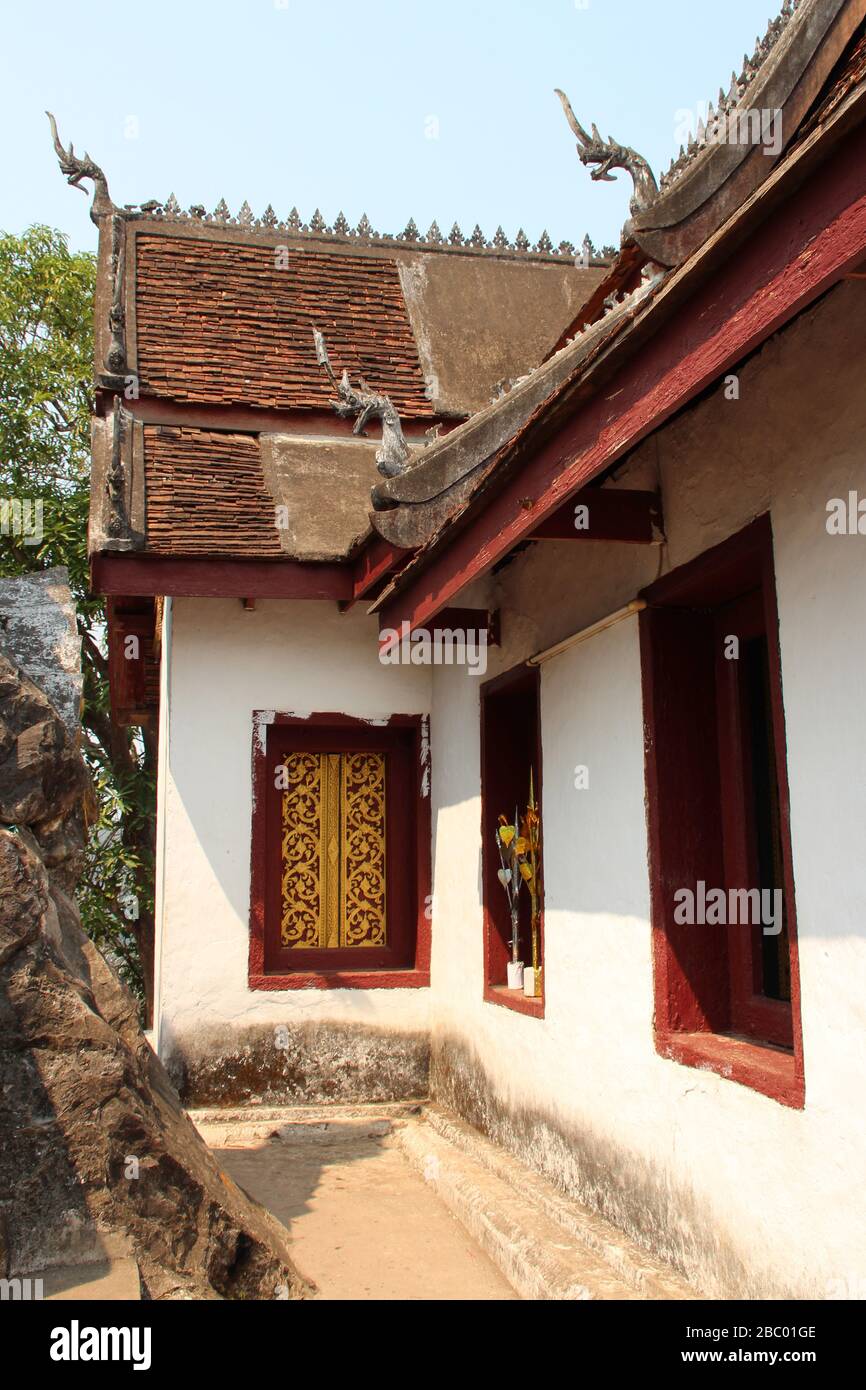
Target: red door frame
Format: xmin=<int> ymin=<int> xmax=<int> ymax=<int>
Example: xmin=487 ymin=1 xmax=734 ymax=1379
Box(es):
xmin=640 ymin=517 xmax=804 ymax=1106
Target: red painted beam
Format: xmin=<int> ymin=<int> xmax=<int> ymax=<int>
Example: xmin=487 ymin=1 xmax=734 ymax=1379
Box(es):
xmin=528 ymin=487 xmax=663 ymax=542
xmin=92 ymin=553 xmax=353 ymax=600
xmin=378 ymin=121 xmax=866 ymax=637
xmin=341 ymin=534 xmax=413 ymax=611
xmin=378 ymin=606 xmax=499 ymax=658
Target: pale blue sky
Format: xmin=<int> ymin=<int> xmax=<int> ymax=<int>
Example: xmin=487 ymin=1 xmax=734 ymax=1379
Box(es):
xmin=2 ymin=0 xmax=776 ymax=255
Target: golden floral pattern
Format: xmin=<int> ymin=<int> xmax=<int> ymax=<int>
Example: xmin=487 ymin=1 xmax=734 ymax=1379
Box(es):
xmin=280 ymin=750 xmax=387 ymax=948
xmin=342 ymin=753 xmax=387 ymax=948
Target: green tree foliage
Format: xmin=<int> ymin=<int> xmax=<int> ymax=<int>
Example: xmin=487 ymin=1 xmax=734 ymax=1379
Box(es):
xmin=0 ymin=225 xmax=154 ymax=1009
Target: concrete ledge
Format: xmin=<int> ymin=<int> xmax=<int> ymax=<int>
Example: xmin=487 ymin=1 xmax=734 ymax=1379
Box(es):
xmin=391 ymin=1106 xmax=699 ymax=1301
xmin=417 ymin=1105 xmax=697 ymax=1300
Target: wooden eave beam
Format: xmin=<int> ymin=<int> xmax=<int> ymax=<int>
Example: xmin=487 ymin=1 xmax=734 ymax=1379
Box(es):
xmin=528 ymin=487 xmax=663 ymax=543
xmin=340 ymin=534 xmax=414 ymax=612
xmin=376 ymin=116 xmax=866 ymax=639
xmin=378 ymin=606 xmax=499 ymax=658
xmin=92 ymin=553 xmax=353 ymax=601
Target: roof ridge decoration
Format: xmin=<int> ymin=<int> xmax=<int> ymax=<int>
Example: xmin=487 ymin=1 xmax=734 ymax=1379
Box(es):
xmin=136 ymin=198 xmax=618 ymax=260
xmin=556 ymin=0 xmax=855 ymax=266
xmin=45 ymin=115 xmax=616 ymax=263
xmin=312 ymin=329 xmax=411 ymax=479
xmin=47 ymin=113 xmax=127 ymax=377
xmin=658 ymin=0 xmax=801 ymax=194
xmin=46 ymin=112 xmax=112 ymax=223
xmin=554 ymin=90 xmax=660 ymax=221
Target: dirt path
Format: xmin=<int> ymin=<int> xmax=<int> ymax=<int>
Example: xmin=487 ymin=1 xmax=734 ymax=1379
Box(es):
xmin=213 ymin=1115 xmax=517 ymax=1301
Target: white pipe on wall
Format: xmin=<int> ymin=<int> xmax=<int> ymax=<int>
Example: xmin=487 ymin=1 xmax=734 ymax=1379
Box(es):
xmin=526 ymin=599 xmax=647 ymax=667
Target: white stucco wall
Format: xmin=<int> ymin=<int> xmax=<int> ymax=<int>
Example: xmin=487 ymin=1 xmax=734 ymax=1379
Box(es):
xmin=155 ymin=279 xmax=866 ymax=1296
xmin=427 ymin=280 xmax=866 ymax=1298
xmin=155 ymin=599 xmax=433 ymax=1072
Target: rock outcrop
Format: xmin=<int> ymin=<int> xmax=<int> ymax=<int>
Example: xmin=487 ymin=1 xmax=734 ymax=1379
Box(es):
xmin=0 ymin=637 xmax=311 ymax=1300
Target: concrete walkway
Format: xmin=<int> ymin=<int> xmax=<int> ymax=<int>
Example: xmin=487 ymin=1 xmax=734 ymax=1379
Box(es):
xmin=205 ymin=1105 xmax=516 ymax=1300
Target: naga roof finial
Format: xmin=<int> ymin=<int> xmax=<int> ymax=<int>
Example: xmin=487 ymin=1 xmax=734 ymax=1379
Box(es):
xmin=313 ymin=329 xmax=411 ymax=479
xmin=46 ymin=112 xmax=113 ymax=223
xmin=554 ymin=89 xmax=658 ymax=221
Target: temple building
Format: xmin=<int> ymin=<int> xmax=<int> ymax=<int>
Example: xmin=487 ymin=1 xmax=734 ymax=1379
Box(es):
xmin=57 ymin=0 xmax=866 ymax=1299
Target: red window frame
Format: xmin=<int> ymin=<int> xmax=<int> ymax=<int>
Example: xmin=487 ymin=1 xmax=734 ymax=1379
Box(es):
xmin=249 ymin=713 xmax=431 ymax=990
xmin=640 ymin=516 xmax=804 ymax=1106
xmin=479 ymin=663 xmax=544 ymax=1018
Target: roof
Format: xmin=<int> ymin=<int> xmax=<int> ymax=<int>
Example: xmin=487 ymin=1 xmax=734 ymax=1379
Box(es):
xmin=369 ymin=0 xmax=866 ymax=566
xmin=54 ymin=0 xmax=863 ymax=587
xmin=70 ymin=191 xmax=609 ymax=561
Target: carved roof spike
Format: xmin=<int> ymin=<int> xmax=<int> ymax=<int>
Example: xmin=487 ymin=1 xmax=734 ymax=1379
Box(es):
xmin=165 ymin=192 xmax=181 ymax=215
xmin=470 ymin=224 xmax=488 ymax=248
xmin=213 ymin=197 xmax=231 ymax=220
xmin=332 ymin=211 xmax=350 ymax=235
xmin=402 ymin=217 xmax=420 ymax=241
xmin=515 ymin=228 xmax=530 ymax=252
xmin=536 ymin=230 xmax=553 ymax=253
xmin=426 ymin=220 xmax=444 ymax=244
xmin=448 ymin=222 xmax=465 ymax=245
xmin=46 ymin=112 xmax=112 ymax=224
xmin=237 ymin=200 xmax=254 ymax=225
xmin=261 ymin=204 xmax=278 ymax=228
xmin=493 ymin=225 xmax=510 ymax=249
xmin=309 ymin=208 xmax=327 ymax=233
xmin=554 ymin=89 xmax=658 ymax=218
xmin=356 ymin=213 xmax=376 ymax=238
xmin=312 ymin=327 xmax=410 ymax=480
xmin=287 ymin=207 xmax=304 ymax=232
xmin=189 ymin=204 xmax=206 ymax=219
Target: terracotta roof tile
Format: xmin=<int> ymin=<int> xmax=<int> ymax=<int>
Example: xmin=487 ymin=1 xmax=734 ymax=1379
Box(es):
xmin=134 ymin=236 xmax=434 ymax=416
xmin=143 ymin=425 xmax=283 ymax=556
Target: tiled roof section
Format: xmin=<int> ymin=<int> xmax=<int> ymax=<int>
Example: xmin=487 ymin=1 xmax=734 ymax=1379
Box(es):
xmin=143 ymin=425 xmax=283 ymax=556
xmin=134 ymin=235 xmax=435 ymax=416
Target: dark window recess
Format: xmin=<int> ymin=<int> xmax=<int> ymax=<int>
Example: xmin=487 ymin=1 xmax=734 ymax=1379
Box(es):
xmin=480 ymin=664 xmax=542 ymax=991
xmin=641 ymin=517 xmax=802 ymax=1064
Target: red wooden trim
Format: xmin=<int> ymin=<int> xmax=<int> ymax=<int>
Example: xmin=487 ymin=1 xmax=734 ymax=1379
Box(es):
xmin=248 ymin=711 xmax=431 ymax=988
xmin=641 ymin=514 xmax=770 ymax=606
xmin=528 ymin=488 xmax=663 ymax=543
xmin=484 ymin=984 xmax=545 ymax=1019
xmin=640 ymin=518 xmax=804 ymax=1105
xmin=378 ymin=122 xmax=866 ymax=635
xmin=250 ymin=970 xmax=430 ymax=992
xmin=658 ymin=1032 xmax=804 ymax=1108
xmin=92 ymin=552 xmax=352 ymax=600
xmin=378 ymin=607 xmax=499 ymax=658
xmin=106 ymin=597 xmax=157 ymax=726
xmin=341 ymin=534 xmax=413 ymax=611
xmin=758 ymin=532 xmax=805 ymax=1097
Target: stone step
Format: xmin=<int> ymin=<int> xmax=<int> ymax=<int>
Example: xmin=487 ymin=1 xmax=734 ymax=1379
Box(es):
xmin=189 ymin=1100 xmax=421 ymax=1148
xmin=395 ymin=1105 xmax=696 ymax=1301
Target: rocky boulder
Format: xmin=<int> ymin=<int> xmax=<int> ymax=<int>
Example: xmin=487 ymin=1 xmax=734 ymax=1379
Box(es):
xmin=0 ymin=643 xmax=310 ymax=1300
